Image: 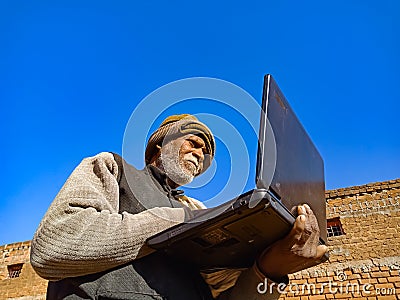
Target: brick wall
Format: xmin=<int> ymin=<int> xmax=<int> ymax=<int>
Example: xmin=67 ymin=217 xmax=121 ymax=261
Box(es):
xmin=280 ymin=178 xmax=400 ymax=299
xmin=1 ymin=179 xmax=399 ymax=299
xmin=0 ymin=242 xmax=47 ymax=299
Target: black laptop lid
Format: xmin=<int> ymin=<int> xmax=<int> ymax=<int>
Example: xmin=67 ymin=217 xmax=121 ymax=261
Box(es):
xmin=257 ymin=74 xmax=327 ymax=243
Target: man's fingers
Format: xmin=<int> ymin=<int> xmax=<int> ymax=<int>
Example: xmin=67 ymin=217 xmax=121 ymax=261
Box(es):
xmin=299 ymin=204 xmax=320 ymax=234
xmin=282 ymin=214 xmax=306 ymax=249
xmin=297 ymin=205 xmax=306 ymax=216
xmin=303 ymin=204 xmax=313 ymax=215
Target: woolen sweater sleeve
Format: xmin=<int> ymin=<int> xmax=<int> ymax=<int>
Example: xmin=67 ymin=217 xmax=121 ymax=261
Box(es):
xmin=30 ymin=152 xmax=186 ymax=281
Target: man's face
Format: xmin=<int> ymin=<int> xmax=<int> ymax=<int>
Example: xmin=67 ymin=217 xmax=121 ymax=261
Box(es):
xmin=178 ymin=134 xmax=206 ymax=176
xmin=156 ymin=134 xmax=207 ymax=186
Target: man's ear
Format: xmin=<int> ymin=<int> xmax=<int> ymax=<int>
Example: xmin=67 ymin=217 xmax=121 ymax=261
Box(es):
xmin=149 ymin=145 xmax=162 ymax=165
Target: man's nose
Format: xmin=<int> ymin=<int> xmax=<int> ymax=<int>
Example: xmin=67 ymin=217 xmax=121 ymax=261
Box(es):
xmin=192 ymin=147 xmax=204 ymax=161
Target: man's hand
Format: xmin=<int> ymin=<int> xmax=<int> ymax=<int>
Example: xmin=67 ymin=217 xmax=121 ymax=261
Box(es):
xmin=256 ymin=204 xmax=328 ymax=281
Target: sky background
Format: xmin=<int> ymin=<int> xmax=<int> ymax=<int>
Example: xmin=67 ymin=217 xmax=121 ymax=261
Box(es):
xmin=1 ymin=0 xmax=399 ymax=245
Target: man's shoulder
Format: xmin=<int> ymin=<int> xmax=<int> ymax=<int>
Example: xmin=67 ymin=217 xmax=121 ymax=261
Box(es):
xmin=85 ymin=152 xmax=131 ymax=166
xmin=81 ymin=151 xmax=116 ymax=161
xmin=77 ymin=152 xmax=126 ymax=179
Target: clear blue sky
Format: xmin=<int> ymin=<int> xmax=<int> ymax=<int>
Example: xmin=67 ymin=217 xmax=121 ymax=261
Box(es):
xmin=1 ymin=1 xmax=399 ymax=245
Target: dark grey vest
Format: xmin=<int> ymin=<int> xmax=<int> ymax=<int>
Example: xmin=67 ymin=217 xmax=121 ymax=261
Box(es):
xmin=46 ymin=153 xmax=213 ymax=300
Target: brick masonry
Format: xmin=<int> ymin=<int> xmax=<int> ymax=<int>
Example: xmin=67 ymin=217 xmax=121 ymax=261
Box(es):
xmin=280 ymin=178 xmax=400 ymax=299
xmin=0 ymin=242 xmax=46 ymax=299
xmin=1 ymin=178 xmax=399 ymax=299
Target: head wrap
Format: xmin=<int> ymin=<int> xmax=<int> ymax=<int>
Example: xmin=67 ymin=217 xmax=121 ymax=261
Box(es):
xmin=145 ymin=114 xmax=215 ymax=172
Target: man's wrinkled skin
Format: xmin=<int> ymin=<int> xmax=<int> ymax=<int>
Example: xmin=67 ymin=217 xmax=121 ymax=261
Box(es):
xmin=151 ymin=134 xmax=206 ymax=188
xmin=257 ymin=204 xmax=328 ymax=280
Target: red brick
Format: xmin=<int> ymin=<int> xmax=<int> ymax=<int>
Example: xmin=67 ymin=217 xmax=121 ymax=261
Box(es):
xmin=371 ymin=272 xmax=390 ymax=278
xmin=316 ymin=277 xmax=330 ymax=283
xmin=308 ymin=295 xmax=326 ymax=300
xmin=333 ymin=292 xmax=352 ymax=298
xmin=371 ymin=267 xmax=381 ymax=272
xmin=387 ymin=277 xmax=399 ymax=283
xmin=374 ymin=283 xmax=395 ymax=290
xmin=348 ymin=274 xmax=361 ymax=280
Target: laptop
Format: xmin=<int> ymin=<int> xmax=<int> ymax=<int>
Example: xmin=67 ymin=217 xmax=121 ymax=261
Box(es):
xmin=146 ymin=74 xmax=328 ymax=269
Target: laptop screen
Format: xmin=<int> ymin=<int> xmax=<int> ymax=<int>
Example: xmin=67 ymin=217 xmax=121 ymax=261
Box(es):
xmin=257 ymin=74 xmax=327 ymax=243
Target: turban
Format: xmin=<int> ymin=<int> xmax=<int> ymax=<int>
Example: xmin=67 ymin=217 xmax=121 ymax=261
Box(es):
xmin=145 ymin=114 xmax=215 ymax=171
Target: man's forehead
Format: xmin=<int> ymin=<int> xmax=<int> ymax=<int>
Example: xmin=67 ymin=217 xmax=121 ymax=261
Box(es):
xmin=181 ymin=134 xmax=205 ymax=143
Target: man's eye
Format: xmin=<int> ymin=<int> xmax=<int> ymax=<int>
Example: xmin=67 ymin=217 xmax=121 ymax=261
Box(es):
xmin=187 ymin=138 xmax=204 ymax=149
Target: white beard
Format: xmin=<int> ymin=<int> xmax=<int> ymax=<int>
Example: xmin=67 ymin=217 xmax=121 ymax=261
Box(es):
xmin=157 ymin=141 xmax=195 ymax=186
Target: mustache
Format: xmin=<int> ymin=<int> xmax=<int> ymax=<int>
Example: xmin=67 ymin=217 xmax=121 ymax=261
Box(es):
xmin=183 ymin=153 xmax=202 ymax=172
xmin=185 ymin=154 xmax=198 ymax=166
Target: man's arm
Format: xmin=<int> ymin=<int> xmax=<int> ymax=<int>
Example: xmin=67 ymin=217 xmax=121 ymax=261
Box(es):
xmin=30 ymin=152 xmax=186 ymax=281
